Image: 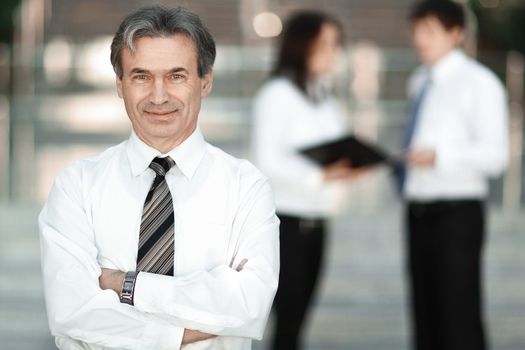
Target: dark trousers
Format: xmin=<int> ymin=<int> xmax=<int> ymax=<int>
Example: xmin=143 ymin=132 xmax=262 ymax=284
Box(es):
xmin=406 ymin=200 xmax=486 ymax=350
xmin=271 ymin=213 xmax=326 ymax=350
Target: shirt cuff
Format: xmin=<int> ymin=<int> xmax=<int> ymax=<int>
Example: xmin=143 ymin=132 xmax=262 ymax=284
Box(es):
xmin=134 ymin=271 xmax=171 ymax=314
xmin=140 ymin=314 xmax=184 ymax=350
xmin=434 ymin=143 xmax=455 ymax=174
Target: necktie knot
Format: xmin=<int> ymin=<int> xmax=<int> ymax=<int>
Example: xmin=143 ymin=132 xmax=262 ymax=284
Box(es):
xmin=149 ymin=156 xmax=175 ymax=177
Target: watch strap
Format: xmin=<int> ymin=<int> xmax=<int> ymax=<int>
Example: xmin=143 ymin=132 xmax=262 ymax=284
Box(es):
xmin=120 ymin=271 xmax=139 ymax=305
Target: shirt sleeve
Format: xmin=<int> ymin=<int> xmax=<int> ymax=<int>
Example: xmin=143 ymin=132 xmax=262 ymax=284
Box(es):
xmin=39 ymin=164 xmax=184 ymax=350
xmin=251 ymin=81 xmax=325 ymax=189
xmin=435 ymin=73 xmax=509 ymax=177
xmin=133 ymin=166 xmax=280 ymax=340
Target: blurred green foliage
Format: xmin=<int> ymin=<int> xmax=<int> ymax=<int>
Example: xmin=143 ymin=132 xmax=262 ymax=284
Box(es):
xmin=471 ymin=0 xmax=525 ymax=55
xmin=0 ymin=0 xmax=21 ymax=43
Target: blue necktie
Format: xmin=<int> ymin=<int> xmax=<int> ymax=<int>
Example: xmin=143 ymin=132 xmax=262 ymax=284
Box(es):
xmin=395 ymin=76 xmax=432 ymax=193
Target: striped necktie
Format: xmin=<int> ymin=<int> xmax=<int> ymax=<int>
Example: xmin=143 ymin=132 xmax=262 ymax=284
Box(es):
xmin=137 ymin=156 xmax=176 ymax=275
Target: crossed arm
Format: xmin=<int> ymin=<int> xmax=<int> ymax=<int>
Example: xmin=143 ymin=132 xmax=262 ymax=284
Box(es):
xmin=39 ymin=165 xmax=279 ymax=349
xmin=97 ymin=259 xmax=248 ymax=345
xmin=97 ymin=268 xmax=213 ymax=345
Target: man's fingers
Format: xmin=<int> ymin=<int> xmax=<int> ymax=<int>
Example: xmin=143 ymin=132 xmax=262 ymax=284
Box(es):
xmin=405 ymin=149 xmax=435 ymax=167
xmin=182 ymin=329 xmax=217 ymax=345
xmin=236 ymin=258 xmax=248 ymax=272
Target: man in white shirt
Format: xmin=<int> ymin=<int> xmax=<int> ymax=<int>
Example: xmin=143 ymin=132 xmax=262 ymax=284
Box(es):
xmin=401 ymin=2 xmax=508 ymax=350
xmin=39 ymin=6 xmax=279 ymax=350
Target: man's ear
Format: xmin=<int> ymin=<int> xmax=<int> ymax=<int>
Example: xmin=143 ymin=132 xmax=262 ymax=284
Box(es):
xmin=452 ymin=26 xmax=465 ymax=46
xmin=201 ymin=70 xmax=213 ymax=97
xmin=116 ymin=76 xmax=123 ymax=99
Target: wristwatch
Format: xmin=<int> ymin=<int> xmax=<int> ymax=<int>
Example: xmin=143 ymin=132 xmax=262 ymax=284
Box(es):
xmin=120 ymin=271 xmax=139 ymax=305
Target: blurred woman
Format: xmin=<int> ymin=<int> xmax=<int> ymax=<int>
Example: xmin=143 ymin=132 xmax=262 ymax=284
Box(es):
xmin=252 ymin=11 xmax=361 ymax=350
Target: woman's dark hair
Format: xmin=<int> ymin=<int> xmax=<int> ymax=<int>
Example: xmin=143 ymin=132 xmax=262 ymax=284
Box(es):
xmin=409 ymin=0 xmax=465 ymax=30
xmin=272 ymin=11 xmax=343 ymax=94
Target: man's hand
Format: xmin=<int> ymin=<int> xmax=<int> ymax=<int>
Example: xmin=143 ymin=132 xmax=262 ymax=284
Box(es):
xmin=182 ymin=329 xmax=216 ymax=344
xmin=99 ymin=268 xmax=125 ymax=296
xmin=405 ymin=149 xmax=436 ymax=168
xmin=323 ymin=158 xmax=370 ymax=182
xmin=235 ymin=258 xmax=248 ymax=272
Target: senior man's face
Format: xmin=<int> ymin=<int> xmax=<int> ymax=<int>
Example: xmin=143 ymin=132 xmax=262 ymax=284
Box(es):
xmin=117 ymin=34 xmax=212 ymax=151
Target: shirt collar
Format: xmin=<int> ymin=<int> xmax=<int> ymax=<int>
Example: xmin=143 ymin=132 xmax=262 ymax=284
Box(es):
xmin=428 ymin=49 xmax=466 ymax=83
xmin=126 ymin=126 xmax=207 ymax=180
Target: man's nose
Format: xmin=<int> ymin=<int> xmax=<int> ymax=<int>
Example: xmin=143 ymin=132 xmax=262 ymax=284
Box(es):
xmin=149 ymin=80 xmax=169 ymax=105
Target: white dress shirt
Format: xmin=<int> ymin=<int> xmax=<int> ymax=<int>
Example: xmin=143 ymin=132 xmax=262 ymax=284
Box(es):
xmin=39 ymin=127 xmax=280 ymax=350
xmin=405 ymin=49 xmax=508 ymax=200
xmin=252 ymin=77 xmax=347 ymax=218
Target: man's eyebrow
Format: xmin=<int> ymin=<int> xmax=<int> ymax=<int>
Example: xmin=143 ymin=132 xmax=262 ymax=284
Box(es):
xmin=127 ymin=67 xmax=190 ymax=75
xmin=129 ymin=68 xmax=151 ymax=75
xmin=167 ymin=67 xmax=189 ymax=74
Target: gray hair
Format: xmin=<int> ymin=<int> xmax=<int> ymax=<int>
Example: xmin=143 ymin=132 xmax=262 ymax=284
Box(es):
xmin=110 ymin=6 xmax=216 ymax=79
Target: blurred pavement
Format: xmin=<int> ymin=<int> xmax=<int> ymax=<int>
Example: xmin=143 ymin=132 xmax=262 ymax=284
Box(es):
xmin=1 ymin=202 xmax=524 ymax=350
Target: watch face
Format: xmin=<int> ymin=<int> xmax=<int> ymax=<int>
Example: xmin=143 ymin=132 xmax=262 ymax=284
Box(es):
xmin=124 ymin=281 xmax=133 ymax=291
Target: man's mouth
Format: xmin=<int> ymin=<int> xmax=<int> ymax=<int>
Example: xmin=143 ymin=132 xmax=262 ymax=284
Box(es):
xmin=145 ymin=110 xmax=177 ymax=116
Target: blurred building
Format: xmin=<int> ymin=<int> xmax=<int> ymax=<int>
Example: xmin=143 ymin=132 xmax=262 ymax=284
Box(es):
xmin=0 ymin=0 xmax=522 ymax=208
xmin=1 ymin=0 xmax=521 ymax=209
xmin=1 ymin=0 xmax=419 ymax=205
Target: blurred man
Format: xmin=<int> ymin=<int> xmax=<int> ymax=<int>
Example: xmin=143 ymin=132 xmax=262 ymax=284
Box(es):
xmin=39 ymin=6 xmax=279 ymax=350
xmin=400 ymin=1 xmax=508 ymax=350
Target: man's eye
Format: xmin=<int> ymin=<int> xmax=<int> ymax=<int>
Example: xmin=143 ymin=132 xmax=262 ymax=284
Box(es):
xmin=133 ymin=74 xmax=149 ymax=82
xmin=169 ymin=74 xmax=185 ymax=81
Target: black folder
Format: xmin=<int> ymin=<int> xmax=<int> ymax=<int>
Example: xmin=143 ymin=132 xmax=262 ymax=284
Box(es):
xmin=299 ymin=135 xmax=395 ymax=168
